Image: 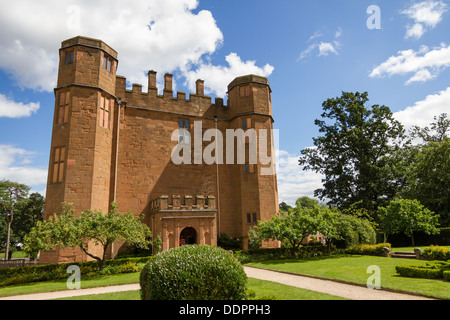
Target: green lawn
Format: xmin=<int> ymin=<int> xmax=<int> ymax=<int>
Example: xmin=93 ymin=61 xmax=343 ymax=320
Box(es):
xmin=247 ymin=255 xmax=450 ymax=299
xmin=0 ymin=272 xmax=140 ymax=298
xmin=2 ymin=254 xmax=449 ymax=300
xmin=56 ymin=278 xmax=348 ymax=300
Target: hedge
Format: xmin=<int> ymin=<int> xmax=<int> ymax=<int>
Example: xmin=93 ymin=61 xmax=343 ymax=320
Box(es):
xmin=345 ymin=243 xmax=391 ymax=257
xmin=421 ymin=246 xmax=450 ymax=261
xmin=140 ymin=245 xmax=247 ymax=300
xmin=234 ymin=245 xmax=331 ymax=264
xmin=396 ymin=261 xmax=450 ymax=280
xmin=0 ymin=256 xmax=150 ymax=287
xmin=444 ymin=271 xmax=450 ymax=282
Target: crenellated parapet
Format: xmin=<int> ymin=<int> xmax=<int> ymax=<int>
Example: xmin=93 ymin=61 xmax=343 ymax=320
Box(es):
xmin=150 ymin=195 xmax=216 ymax=213
xmin=115 ymin=70 xmax=228 ymax=118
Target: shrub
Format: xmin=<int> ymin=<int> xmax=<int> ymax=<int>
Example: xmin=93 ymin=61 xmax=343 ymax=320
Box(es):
xmin=444 ymin=271 xmax=450 ymax=282
xmin=235 ymin=245 xmax=331 ymax=264
xmin=421 ymin=246 xmax=450 ymax=261
xmin=140 ymin=245 xmax=247 ymax=300
xmin=0 ymin=257 xmax=150 ymax=287
xmin=217 ymin=233 xmax=242 ymax=251
xmin=345 ymin=243 xmax=391 ymax=256
xmin=396 ymin=261 xmax=450 ymax=280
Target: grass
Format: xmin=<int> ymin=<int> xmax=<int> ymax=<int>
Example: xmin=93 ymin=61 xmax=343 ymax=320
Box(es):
xmin=2 ymin=253 xmax=449 ymax=300
xmin=0 ymin=251 xmax=27 ymax=259
xmin=55 ymin=278 xmax=348 ymax=300
xmin=247 ymin=255 xmax=450 ymax=299
xmin=0 ymin=272 xmax=140 ymax=298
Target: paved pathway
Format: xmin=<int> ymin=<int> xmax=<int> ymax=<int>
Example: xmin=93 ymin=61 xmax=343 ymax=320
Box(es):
xmin=0 ymin=266 xmax=433 ymax=300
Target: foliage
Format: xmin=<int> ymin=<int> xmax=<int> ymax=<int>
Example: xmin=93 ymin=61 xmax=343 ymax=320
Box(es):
xmin=0 ymin=256 xmax=150 ymax=287
xmin=235 ymin=246 xmax=332 ymax=264
xmin=0 ymin=180 xmax=30 ymax=260
xmin=252 ymin=204 xmax=334 ymax=254
xmin=23 ymin=202 xmax=152 ymax=269
xmin=217 ymin=233 xmax=242 ymax=250
xmin=395 ymin=261 xmax=450 ymax=280
xmin=345 ymin=243 xmax=391 ymax=256
xmin=421 ymin=246 xmax=450 ymax=261
xmin=299 ymin=92 xmax=407 ymax=218
xmin=378 ymin=199 xmax=440 ymax=246
xmin=140 ymin=245 xmax=248 ymax=300
xmin=330 ymin=214 xmax=377 ymax=249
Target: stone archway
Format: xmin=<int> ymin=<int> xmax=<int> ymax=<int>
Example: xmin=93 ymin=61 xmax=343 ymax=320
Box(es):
xmin=180 ymin=227 xmax=197 ymax=246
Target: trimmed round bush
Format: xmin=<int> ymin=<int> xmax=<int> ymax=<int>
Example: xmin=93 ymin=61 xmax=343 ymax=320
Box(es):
xmin=140 ymin=245 xmax=247 ymax=300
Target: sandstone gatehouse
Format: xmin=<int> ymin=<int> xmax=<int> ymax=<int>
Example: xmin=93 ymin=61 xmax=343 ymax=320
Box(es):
xmin=40 ymin=36 xmax=279 ymax=264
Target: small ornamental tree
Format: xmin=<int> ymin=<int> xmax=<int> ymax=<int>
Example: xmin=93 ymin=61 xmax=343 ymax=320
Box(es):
xmin=23 ymin=203 xmax=151 ymax=269
xmin=378 ymin=199 xmax=440 ymax=246
xmin=252 ymin=205 xmax=334 ymax=255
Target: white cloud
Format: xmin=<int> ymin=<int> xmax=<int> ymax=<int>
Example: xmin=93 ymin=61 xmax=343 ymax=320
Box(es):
xmin=276 ymin=150 xmax=324 ymax=206
xmin=402 ymin=1 xmax=448 ymax=39
xmin=0 ymin=0 xmax=271 ymax=96
xmin=184 ymin=53 xmax=274 ymax=97
xmin=369 ymin=43 xmax=450 ymax=84
xmin=405 ymin=23 xmax=426 ymax=39
xmin=0 ymin=145 xmax=48 ymax=187
xmin=297 ymin=28 xmax=342 ymax=61
xmin=394 ymin=86 xmax=450 ymax=133
xmin=0 ymin=94 xmax=40 ymax=118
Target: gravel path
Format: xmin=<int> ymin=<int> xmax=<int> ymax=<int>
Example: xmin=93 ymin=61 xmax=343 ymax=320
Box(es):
xmin=0 ymin=266 xmax=433 ymax=300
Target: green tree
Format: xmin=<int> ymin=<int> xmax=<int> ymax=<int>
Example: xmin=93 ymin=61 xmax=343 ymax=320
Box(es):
xmin=24 ymin=203 xmax=152 ymax=269
xmin=0 ymin=180 xmax=30 ymax=260
xmin=252 ymin=204 xmax=334 ymax=255
xmin=404 ymin=114 xmax=450 ymax=226
xmin=14 ymin=193 xmax=45 ymax=243
xmin=378 ymin=199 xmax=440 ymax=247
xmin=299 ymin=92 xmax=407 ymax=219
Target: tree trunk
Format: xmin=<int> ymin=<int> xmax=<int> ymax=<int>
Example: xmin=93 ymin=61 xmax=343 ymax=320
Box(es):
xmin=4 ymin=221 xmax=11 ymax=261
xmin=411 ymin=231 xmax=415 ymax=247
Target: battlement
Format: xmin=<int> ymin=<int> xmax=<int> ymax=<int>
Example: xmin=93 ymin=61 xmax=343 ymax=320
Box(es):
xmin=115 ymin=71 xmax=227 ymax=113
xmin=150 ymin=195 xmax=216 ymax=212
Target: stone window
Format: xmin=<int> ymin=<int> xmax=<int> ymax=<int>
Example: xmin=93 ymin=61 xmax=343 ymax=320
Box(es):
xmin=99 ymin=96 xmax=111 ymax=129
xmin=178 ymin=119 xmax=190 ymax=144
xmin=103 ymin=55 xmax=113 ymax=72
xmin=240 ymin=85 xmax=251 ymax=97
xmin=247 ymin=213 xmax=257 ymax=224
xmin=52 ymin=146 xmax=66 ymax=183
xmin=57 ymin=91 xmax=70 ymax=125
xmin=242 ymin=118 xmax=252 ymax=130
xmin=65 ymin=51 xmax=74 ymax=65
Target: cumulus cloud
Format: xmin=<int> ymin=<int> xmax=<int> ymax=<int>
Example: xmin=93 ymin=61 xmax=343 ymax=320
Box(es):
xmin=0 ymin=145 xmax=48 ymax=187
xmin=0 ymin=0 xmax=272 ymax=96
xmin=297 ymin=28 xmax=342 ymax=61
xmin=402 ymin=1 xmax=447 ymax=39
xmin=184 ymin=53 xmax=274 ymax=97
xmin=0 ymin=94 xmax=40 ymax=118
xmin=394 ymin=86 xmax=450 ymax=133
xmin=369 ymin=43 xmax=450 ymax=84
xmin=276 ymin=150 xmax=324 ymax=206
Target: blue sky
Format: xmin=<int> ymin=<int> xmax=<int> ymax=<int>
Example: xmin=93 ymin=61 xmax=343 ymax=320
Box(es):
xmin=0 ymin=0 xmax=449 ymax=205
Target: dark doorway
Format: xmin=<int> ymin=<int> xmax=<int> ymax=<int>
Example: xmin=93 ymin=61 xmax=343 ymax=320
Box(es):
xmin=180 ymin=227 xmax=197 ymax=246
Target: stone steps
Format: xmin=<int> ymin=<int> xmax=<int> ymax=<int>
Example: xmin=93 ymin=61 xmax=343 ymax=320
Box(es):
xmin=390 ymin=251 xmax=417 ymax=259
